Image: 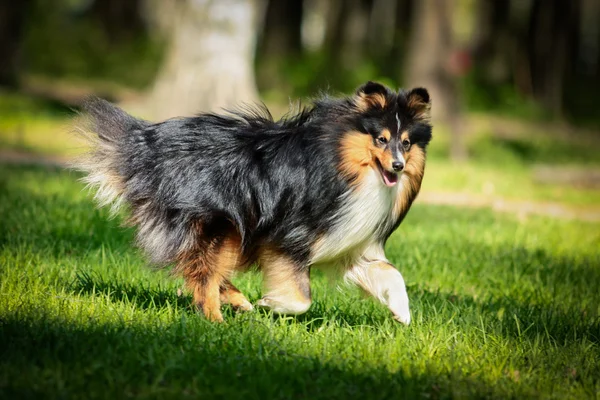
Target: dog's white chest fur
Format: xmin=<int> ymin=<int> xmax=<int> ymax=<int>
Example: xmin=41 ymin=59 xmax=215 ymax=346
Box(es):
xmin=310 ymin=170 xmax=398 ymax=265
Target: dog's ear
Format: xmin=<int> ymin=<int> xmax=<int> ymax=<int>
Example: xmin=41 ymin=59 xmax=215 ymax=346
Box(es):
xmin=405 ymin=87 xmax=431 ymax=122
xmin=356 ymin=81 xmax=387 ymax=96
xmin=354 ymin=81 xmax=389 ymax=111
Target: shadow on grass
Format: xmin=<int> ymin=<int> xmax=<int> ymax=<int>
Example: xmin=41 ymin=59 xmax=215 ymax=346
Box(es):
xmin=0 ymin=312 xmax=527 ymax=399
xmin=71 ymin=271 xmax=194 ymax=312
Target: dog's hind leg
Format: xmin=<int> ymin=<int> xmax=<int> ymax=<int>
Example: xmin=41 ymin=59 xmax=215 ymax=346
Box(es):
xmin=344 ymin=244 xmax=411 ymax=325
xmin=256 ymin=248 xmax=312 ymax=315
xmin=178 ymin=232 xmax=245 ymax=322
xmin=220 ymin=280 xmax=253 ymax=311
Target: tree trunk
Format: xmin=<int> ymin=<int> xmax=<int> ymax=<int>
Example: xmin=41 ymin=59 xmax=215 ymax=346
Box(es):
xmin=324 ymin=0 xmax=371 ymax=69
xmin=89 ymin=0 xmax=144 ymax=42
xmin=256 ymin=0 xmax=303 ymax=92
xmin=142 ymin=0 xmax=260 ymax=119
xmin=471 ymin=0 xmax=511 ymax=84
xmin=368 ymin=0 xmax=398 ymax=58
xmin=260 ymin=0 xmax=303 ymax=54
xmin=405 ymin=0 xmax=466 ymax=160
xmin=528 ymin=0 xmax=577 ymax=116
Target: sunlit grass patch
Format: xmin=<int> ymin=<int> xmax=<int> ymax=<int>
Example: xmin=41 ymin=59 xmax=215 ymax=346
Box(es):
xmin=0 ymin=93 xmax=79 ymax=157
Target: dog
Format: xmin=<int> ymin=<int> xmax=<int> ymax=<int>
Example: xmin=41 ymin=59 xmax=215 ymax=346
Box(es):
xmin=76 ymin=81 xmax=432 ymax=324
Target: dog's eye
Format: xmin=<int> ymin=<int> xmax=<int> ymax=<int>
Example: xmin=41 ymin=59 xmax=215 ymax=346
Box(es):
xmin=377 ymin=137 xmax=388 ymax=145
xmin=402 ymin=139 xmax=411 ymax=149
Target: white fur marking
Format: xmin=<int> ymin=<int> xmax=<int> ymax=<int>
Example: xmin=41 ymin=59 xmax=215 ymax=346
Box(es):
xmin=344 ymin=244 xmax=411 ymax=324
xmin=310 ymin=170 xmax=398 ymax=264
xmin=396 ymin=112 xmax=401 ymax=133
xmin=396 ymin=151 xmax=406 ymax=166
xmin=256 ymin=297 xmax=311 ymax=315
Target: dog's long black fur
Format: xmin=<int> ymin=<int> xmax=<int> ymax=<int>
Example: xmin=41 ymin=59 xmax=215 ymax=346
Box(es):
xmin=77 ymin=81 xmax=432 ymax=322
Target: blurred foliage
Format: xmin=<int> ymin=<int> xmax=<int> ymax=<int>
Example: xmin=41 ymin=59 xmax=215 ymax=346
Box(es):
xmin=0 ymin=91 xmax=71 ymax=120
xmin=21 ymin=0 xmax=163 ymax=89
xmin=461 ymin=74 xmax=550 ymax=121
xmin=257 ymin=52 xmax=391 ymax=101
xmin=467 ymin=134 xmax=600 ymax=167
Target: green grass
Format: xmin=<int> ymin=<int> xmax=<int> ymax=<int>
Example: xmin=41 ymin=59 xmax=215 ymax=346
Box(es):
xmin=1 ymin=165 xmax=599 ymax=399
xmin=423 ymin=159 xmax=600 ymax=207
xmin=0 ymin=92 xmax=78 ymax=157
xmin=422 ymin=123 xmax=600 ymax=207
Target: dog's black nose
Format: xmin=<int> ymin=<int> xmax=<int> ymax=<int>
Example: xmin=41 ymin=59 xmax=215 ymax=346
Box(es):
xmin=392 ymin=161 xmax=404 ymax=171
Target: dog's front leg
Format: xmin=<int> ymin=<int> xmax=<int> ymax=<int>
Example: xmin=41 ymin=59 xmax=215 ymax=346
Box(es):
xmin=344 ymin=246 xmax=411 ymax=324
xmin=256 ymin=248 xmax=312 ymax=315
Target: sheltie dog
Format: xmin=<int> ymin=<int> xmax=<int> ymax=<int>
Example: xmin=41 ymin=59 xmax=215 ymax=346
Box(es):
xmin=76 ymin=81 xmax=432 ymax=324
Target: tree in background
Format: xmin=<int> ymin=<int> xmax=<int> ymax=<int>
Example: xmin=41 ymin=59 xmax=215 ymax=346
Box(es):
xmin=405 ymin=0 xmax=468 ymax=160
xmin=256 ymin=0 xmax=303 ymax=93
xmin=89 ymin=0 xmax=145 ymax=43
xmin=137 ymin=0 xmax=260 ymax=119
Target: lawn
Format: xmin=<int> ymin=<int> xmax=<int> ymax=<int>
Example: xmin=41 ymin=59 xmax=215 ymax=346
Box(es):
xmin=1 ymin=164 xmax=599 ymax=399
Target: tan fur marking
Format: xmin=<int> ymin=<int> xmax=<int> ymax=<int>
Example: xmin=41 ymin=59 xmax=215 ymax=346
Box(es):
xmin=177 ymin=230 xmax=246 ymax=322
xmin=407 ymin=95 xmax=432 ymax=122
xmin=215 ymin=234 xmax=245 ymax=274
xmin=380 ymin=128 xmax=391 ymax=142
xmin=355 ymin=93 xmax=388 ymax=112
xmin=220 ymin=280 xmax=253 ymax=311
xmin=339 ymin=131 xmax=373 ymax=183
xmin=400 ymin=131 xmax=409 ymax=142
xmin=394 ymin=146 xmax=426 ymax=219
xmin=374 ymin=145 xmax=395 ymax=172
xmin=194 ymin=277 xmax=223 ymax=322
xmin=258 ymin=247 xmax=311 ymax=312
xmin=352 ymin=261 xmax=396 ymax=294
xmin=339 ymin=130 xmax=398 ymax=184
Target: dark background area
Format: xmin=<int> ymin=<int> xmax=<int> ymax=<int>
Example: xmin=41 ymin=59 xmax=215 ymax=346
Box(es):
xmin=2 ymin=1 xmax=599 ymax=123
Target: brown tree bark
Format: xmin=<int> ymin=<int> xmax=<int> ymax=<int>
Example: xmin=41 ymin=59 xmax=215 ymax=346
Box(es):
xmin=405 ymin=0 xmax=466 ymax=160
xmin=471 ymin=0 xmax=511 ymax=85
xmin=89 ymin=0 xmax=145 ymax=42
xmin=528 ymin=0 xmax=578 ymax=116
xmin=368 ymin=0 xmax=398 ymax=57
xmin=256 ymin=0 xmax=303 ymax=92
xmin=141 ymin=0 xmax=260 ymax=119
xmin=324 ymin=0 xmax=371 ymax=69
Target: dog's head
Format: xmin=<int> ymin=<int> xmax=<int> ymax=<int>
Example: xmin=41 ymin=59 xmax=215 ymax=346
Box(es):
xmin=339 ymin=81 xmax=432 ymax=187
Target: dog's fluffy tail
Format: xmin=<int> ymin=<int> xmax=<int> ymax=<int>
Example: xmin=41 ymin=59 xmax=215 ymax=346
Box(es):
xmin=74 ymin=97 xmax=147 ymax=215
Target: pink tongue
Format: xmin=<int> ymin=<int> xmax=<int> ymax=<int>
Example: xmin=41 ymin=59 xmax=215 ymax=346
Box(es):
xmin=383 ymin=170 xmax=398 ymax=187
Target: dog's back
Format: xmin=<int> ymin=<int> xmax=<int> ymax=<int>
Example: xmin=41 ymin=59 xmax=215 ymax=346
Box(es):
xmin=77 ymin=99 xmax=347 ymax=264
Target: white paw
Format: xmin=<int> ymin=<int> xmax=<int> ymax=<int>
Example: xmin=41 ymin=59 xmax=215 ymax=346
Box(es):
xmin=256 ymin=296 xmax=311 ymax=315
xmin=256 ymin=297 xmax=271 ymax=309
xmin=389 ymin=296 xmax=411 ymax=325
xmin=236 ymin=299 xmax=254 ymax=312
xmin=384 ymin=279 xmax=411 ymax=325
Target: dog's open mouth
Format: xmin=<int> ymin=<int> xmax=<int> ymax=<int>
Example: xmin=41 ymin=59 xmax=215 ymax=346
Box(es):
xmin=375 ymin=160 xmax=398 ymax=187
